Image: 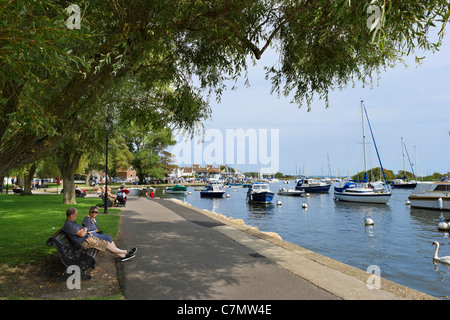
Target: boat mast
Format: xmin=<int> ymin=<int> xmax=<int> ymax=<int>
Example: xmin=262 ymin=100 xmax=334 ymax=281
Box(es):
xmin=363 ymin=104 xmax=390 ymax=187
xmin=361 ymin=100 xmax=367 ymax=182
xmin=401 ymin=137 xmax=406 ymax=179
xmin=403 ymin=139 xmax=417 ymax=180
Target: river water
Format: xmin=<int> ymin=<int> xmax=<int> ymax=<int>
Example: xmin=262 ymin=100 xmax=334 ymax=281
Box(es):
xmin=154 ymin=181 xmax=450 ymax=299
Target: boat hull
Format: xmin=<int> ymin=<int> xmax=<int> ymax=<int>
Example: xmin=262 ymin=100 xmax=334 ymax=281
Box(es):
xmin=247 ymin=192 xmax=274 ymax=204
xmin=200 ymin=191 xmax=225 ymax=198
xmin=277 ymin=190 xmax=304 ymax=196
xmin=334 ymin=191 xmax=391 ymax=204
xmin=295 ymin=185 xmax=331 ymax=193
xmin=166 ymin=190 xmax=186 ymax=194
xmin=408 ymin=195 xmax=450 ymax=211
xmin=391 ymin=182 xmax=417 ymax=189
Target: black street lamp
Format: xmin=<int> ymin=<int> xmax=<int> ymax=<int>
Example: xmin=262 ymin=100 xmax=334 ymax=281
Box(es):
xmin=104 ymin=115 xmax=112 ymax=214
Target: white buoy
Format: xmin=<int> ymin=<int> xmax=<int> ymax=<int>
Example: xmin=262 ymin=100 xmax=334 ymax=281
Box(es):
xmin=406 ymin=200 xmax=410 ymax=205
xmin=438 ymin=218 xmax=449 ymax=230
xmin=302 ymin=203 xmax=307 ymax=209
xmin=226 ymin=194 xmax=230 ymax=198
xmin=277 ymin=200 xmax=282 ymax=205
xmin=438 ymin=197 xmax=444 ymax=210
xmin=305 ymin=193 xmax=310 ymax=198
xmin=188 ymin=192 xmax=192 ymax=195
xmin=364 ymin=218 xmax=374 ymax=226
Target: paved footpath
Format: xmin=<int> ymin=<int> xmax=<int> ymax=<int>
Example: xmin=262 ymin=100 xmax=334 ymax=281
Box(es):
xmin=117 ymin=197 xmax=435 ymax=300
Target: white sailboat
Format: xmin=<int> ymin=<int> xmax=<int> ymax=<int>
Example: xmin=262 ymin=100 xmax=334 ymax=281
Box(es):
xmin=334 ymin=100 xmax=392 ymax=204
xmin=391 ymin=137 xmax=417 ymax=189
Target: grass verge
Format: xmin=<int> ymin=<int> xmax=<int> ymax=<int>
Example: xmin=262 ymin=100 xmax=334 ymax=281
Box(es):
xmin=0 ymin=193 xmax=122 ymax=299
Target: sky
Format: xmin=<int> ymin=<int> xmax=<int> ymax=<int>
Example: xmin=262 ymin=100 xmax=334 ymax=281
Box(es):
xmin=169 ymin=29 xmax=450 ymax=178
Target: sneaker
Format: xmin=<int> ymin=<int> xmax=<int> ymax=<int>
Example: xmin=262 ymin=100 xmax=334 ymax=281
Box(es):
xmin=120 ymin=253 xmax=135 ymax=262
xmin=127 ymin=248 xmax=137 ymax=256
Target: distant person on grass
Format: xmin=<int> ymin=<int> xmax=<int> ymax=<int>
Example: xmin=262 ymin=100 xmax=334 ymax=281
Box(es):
xmin=64 ymin=207 xmax=136 ymax=262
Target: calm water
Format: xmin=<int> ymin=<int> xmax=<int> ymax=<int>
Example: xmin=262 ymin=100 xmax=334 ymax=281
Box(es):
xmin=155 ymin=181 xmax=450 ymax=299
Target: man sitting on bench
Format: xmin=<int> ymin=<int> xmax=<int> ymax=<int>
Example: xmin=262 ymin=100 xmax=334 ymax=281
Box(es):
xmin=63 ymin=207 xmax=136 ymax=262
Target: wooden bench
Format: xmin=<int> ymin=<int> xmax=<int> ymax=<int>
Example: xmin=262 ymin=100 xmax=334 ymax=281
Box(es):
xmin=46 ymin=228 xmax=98 ymax=279
xmin=12 ymin=188 xmax=22 ymax=194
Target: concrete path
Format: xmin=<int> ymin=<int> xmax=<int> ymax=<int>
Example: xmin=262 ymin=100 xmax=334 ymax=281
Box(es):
xmin=117 ymin=197 xmax=435 ymax=300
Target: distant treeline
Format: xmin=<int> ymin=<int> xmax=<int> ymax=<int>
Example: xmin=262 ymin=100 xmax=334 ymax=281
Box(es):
xmin=243 ymin=169 xmax=448 ymax=181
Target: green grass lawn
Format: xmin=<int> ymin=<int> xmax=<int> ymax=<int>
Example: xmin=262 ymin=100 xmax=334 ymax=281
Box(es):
xmin=0 ymin=194 xmax=120 ymax=267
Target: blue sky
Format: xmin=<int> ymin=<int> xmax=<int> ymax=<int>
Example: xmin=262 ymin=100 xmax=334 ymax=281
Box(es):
xmin=170 ymin=30 xmax=450 ymax=177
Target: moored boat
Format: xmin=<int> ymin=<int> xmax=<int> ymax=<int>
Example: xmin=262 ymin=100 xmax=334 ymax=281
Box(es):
xmin=391 ymin=137 xmax=417 ymax=189
xmin=295 ymin=178 xmax=331 ymax=193
xmin=277 ymin=187 xmax=305 ymax=196
xmin=408 ymin=180 xmax=450 ymax=211
xmin=166 ymin=184 xmax=187 ymax=194
xmin=200 ymin=183 xmax=226 ymax=198
xmin=391 ymin=178 xmax=417 ymax=189
xmin=246 ymin=182 xmax=274 ymax=204
xmin=333 ymin=100 xmax=391 ymax=204
xmin=334 ymin=182 xmax=391 ymax=204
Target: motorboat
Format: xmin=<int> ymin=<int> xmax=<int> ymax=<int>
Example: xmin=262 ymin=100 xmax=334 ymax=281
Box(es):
xmin=333 ymin=100 xmax=391 ymax=204
xmin=277 ymin=187 xmax=305 ymax=196
xmin=200 ymin=182 xmax=226 ymax=198
xmin=246 ymin=182 xmax=274 ymax=204
xmin=408 ymin=180 xmax=450 ymax=210
xmin=295 ymin=178 xmax=331 ymax=193
xmin=166 ymin=184 xmax=187 ymax=194
xmin=391 ymin=178 xmax=417 ymax=189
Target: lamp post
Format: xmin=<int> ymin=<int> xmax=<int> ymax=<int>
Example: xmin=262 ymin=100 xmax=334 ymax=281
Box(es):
xmin=104 ymin=115 xmax=112 ymax=214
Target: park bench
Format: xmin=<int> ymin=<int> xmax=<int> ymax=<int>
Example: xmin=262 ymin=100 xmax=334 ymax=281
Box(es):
xmin=60 ymin=189 xmax=87 ymax=197
xmin=46 ymin=228 xmax=98 ymax=279
xmin=12 ymin=188 xmax=22 ymax=194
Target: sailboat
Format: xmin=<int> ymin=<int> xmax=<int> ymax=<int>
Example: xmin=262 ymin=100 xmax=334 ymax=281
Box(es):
xmin=334 ymin=100 xmax=392 ymax=204
xmin=391 ymin=137 xmax=417 ymax=189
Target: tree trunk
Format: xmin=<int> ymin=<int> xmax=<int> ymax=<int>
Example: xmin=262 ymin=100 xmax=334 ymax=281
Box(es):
xmin=60 ymin=168 xmax=76 ymax=204
xmin=22 ymin=163 xmax=37 ymax=196
xmin=57 ymin=152 xmax=82 ymax=205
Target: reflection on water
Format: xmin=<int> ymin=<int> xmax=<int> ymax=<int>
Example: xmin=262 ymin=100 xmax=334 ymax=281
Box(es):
xmin=154 ymin=182 xmax=450 ymax=299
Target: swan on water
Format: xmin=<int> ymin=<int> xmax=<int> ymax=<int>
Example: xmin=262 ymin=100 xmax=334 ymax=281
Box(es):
xmin=432 ymin=242 xmax=450 ymax=264
xmin=364 ymin=218 xmax=374 ymax=226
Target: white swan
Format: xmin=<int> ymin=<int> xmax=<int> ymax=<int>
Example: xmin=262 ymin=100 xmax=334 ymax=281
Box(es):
xmin=432 ymin=242 xmax=450 ymax=264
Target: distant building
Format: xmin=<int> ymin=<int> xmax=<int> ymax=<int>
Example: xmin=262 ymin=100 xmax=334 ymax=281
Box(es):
xmin=117 ymin=167 xmax=137 ymax=182
xmin=172 ymin=164 xmax=221 ymax=179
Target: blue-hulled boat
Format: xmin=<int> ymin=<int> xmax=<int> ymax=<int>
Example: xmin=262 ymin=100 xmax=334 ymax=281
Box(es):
xmin=295 ymin=178 xmax=331 ymax=193
xmin=246 ymin=182 xmax=274 ymax=204
xmin=200 ymin=183 xmax=226 ymax=198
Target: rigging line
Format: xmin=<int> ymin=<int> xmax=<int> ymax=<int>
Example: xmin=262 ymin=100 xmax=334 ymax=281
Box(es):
xmin=363 ymin=106 xmax=389 ymax=188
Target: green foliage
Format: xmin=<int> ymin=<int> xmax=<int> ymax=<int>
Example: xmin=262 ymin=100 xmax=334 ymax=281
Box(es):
xmin=122 ymin=123 xmax=176 ymax=182
xmin=352 ymin=167 xmax=395 ymax=181
xmin=1 ymin=0 xmax=449 ymax=175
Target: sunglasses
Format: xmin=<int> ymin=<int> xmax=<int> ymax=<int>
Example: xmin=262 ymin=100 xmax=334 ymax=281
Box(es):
xmin=91 ymin=211 xmax=98 ymax=214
